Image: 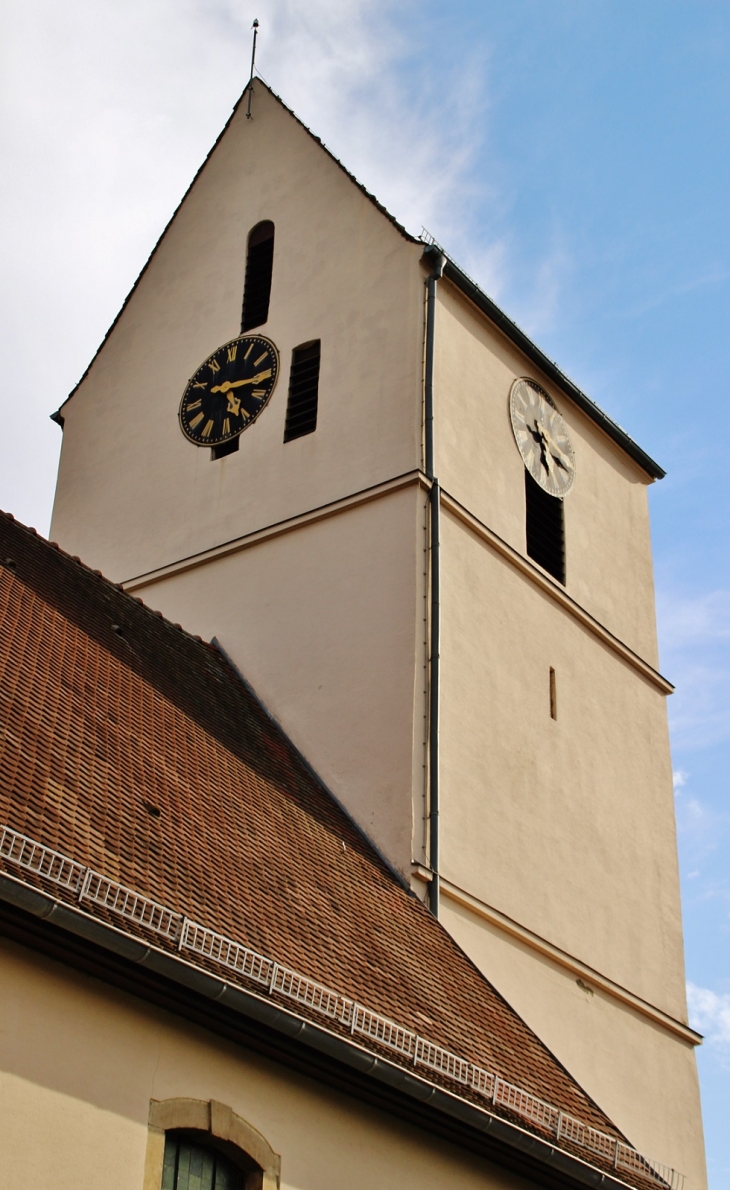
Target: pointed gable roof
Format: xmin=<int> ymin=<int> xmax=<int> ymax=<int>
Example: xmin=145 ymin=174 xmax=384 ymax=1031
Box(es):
xmin=0 ymin=512 xmax=677 ymax=1190
xmin=56 ymin=78 xmax=416 ymax=419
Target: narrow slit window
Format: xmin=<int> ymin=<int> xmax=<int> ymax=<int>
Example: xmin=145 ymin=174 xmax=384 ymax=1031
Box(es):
xmin=549 ymin=667 xmax=557 ymax=720
xmin=241 ymin=220 xmax=274 ymax=332
xmin=525 ymin=471 xmax=565 ymax=584
xmin=284 ymin=340 xmax=321 ymax=442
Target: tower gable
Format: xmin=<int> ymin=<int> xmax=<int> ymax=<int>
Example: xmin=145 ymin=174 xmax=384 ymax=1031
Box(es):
xmin=51 ymin=81 xmax=424 ymax=583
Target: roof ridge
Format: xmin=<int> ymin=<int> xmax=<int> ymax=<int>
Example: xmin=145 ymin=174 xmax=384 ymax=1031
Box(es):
xmin=0 ymin=509 xmax=217 ymax=654
xmin=250 ymin=74 xmax=417 ymax=245
xmin=211 ymin=636 xmax=412 ymax=893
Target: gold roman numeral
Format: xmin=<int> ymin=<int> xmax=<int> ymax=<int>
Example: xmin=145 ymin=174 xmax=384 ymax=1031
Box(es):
xmin=208 ymin=359 xmax=221 ymax=374
xmin=254 ymin=351 xmax=268 ymax=366
xmin=227 ymin=344 xmax=238 ymax=362
xmin=186 ymin=399 xmax=202 ymax=412
xmin=189 ymin=412 xmax=204 ymax=430
xmin=192 ymin=380 xmax=207 ymax=390
xmin=252 ymin=389 xmax=266 ymax=397
xmin=243 ymin=343 xmax=253 ymax=360
xmin=223 ymin=418 xmax=230 ymax=435
xmin=201 ymin=419 xmax=214 ymax=439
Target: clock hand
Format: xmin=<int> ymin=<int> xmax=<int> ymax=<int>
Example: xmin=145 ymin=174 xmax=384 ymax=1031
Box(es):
xmin=210 ymin=369 xmax=272 ymax=395
xmin=531 ymin=419 xmax=571 ymax=474
xmin=526 ymin=419 xmax=554 ymax=475
xmin=540 ymin=426 xmax=572 ymax=472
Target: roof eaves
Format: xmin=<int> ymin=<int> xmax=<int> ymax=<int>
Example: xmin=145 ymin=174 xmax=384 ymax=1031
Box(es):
xmin=421 ymin=245 xmax=665 ymax=482
xmin=0 ymin=873 xmax=644 ymax=1190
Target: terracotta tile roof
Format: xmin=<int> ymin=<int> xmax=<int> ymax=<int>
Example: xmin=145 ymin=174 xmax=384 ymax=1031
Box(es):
xmin=0 ymin=510 xmax=646 ymax=1178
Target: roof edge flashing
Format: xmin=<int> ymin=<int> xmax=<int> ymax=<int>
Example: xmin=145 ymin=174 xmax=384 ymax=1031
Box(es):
xmin=420 ymin=245 xmax=665 ymax=482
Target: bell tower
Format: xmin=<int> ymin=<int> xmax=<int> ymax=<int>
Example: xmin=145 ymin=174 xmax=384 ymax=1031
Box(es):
xmin=49 ymin=79 xmax=706 ymax=1189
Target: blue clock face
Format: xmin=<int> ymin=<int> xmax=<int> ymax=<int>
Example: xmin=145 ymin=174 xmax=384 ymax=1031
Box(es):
xmin=179 ymin=335 xmax=279 ymax=447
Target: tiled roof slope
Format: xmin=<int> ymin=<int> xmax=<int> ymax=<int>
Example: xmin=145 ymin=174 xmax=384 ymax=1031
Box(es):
xmin=0 ymin=512 xmax=624 ymax=1155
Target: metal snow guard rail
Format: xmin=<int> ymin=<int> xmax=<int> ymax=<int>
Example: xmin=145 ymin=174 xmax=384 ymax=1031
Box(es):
xmin=0 ymin=825 xmax=685 ymax=1190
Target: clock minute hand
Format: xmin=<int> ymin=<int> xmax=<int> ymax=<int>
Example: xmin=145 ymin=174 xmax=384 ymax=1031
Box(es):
xmin=210 ymin=369 xmax=272 ymax=395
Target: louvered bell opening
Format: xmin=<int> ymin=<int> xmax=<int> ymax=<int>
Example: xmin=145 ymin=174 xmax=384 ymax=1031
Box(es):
xmin=525 ymin=471 xmax=565 ymax=584
xmin=284 ymin=341 xmax=321 ymax=442
xmin=241 ymin=221 xmax=274 ymax=332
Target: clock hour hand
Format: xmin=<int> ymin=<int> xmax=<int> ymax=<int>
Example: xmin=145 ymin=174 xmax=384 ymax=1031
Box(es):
xmin=210 ymin=369 xmax=272 ymax=395
xmin=529 ymin=419 xmax=571 ymax=474
xmin=525 ymin=419 xmax=554 ymax=475
xmin=540 ymin=426 xmax=572 ymax=473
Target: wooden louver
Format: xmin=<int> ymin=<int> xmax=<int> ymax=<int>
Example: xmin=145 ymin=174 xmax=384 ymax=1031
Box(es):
xmin=284 ymin=341 xmax=321 ymax=442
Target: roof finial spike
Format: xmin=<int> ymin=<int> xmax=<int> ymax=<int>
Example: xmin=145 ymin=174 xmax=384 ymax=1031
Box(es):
xmin=246 ymin=18 xmax=259 ymax=120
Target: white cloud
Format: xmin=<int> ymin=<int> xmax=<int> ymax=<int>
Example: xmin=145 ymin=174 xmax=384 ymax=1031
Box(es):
xmin=673 ymin=769 xmax=688 ymax=792
xmin=260 ymin=0 xmax=493 ymax=253
xmin=658 ymin=589 xmax=730 ymax=650
xmin=657 ymin=588 xmax=730 ymax=751
xmin=687 ymin=982 xmax=730 ymax=1047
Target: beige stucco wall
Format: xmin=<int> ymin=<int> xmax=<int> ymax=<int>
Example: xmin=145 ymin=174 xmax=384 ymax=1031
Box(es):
xmin=439 ymin=508 xmax=683 ymax=1016
xmin=0 ymin=938 xmax=534 ymax=1190
xmin=127 ymin=484 xmax=429 ymax=876
xmin=50 ymin=82 xmax=424 ymax=584
xmin=44 ymin=76 xmax=703 ymax=1186
xmin=433 ymin=279 xmax=660 ymax=667
xmin=440 ymin=897 xmax=707 ymax=1190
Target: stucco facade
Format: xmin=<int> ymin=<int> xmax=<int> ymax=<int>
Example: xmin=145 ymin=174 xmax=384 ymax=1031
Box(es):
xmin=0 ymin=940 xmax=534 ymax=1190
xmin=47 ymin=80 xmax=706 ymax=1188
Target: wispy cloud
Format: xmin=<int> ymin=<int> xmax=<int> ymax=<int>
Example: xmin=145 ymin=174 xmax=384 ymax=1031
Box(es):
xmin=623 ymin=267 xmax=729 ymax=320
xmin=687 ymin=983 xmax=730 ymax=1052
xmin=260 ymin=0 xmax=493 ymax=248
xmin=657 ymin=588 xmax=730 ymax=751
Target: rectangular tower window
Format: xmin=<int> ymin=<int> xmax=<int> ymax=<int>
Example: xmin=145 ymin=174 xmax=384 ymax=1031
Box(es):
xmin=525 ymin=471 xmax=565 ymax=584
xmin=549 ymin=667 xmax=557 ymax=720
xmin=284 ymin=341 xmax=321 ymax=442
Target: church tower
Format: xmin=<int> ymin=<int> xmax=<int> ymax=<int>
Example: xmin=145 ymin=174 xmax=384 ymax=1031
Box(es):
xmin=49 ymin=80 xmax=706 ymax=1188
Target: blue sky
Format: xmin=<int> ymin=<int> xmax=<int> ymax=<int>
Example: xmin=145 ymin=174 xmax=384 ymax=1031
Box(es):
xmin=2 ymin=0 xmax=729 ymax=1182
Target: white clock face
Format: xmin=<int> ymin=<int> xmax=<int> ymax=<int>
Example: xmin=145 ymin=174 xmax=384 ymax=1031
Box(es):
xmin=509 ymin=378 xmax=575 ymax=498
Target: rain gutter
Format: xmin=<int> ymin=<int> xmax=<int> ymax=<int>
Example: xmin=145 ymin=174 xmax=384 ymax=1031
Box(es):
xmin=0 ymin=871 xmax=642 ymax=1190
xmin=424 ymin=249 xmax=445 ymax=917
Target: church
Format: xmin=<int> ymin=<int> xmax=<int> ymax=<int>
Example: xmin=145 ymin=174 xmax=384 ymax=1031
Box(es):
xmin=0 ymin=77 xmax=706 ymax=1190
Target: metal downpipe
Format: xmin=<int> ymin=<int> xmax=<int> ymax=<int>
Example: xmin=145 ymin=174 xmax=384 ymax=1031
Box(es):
xmin=424 ymin=249 xmax=445 ymax=916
